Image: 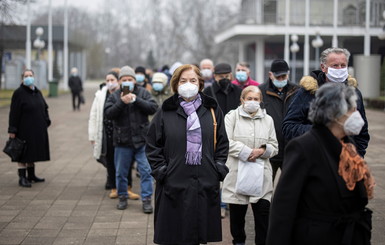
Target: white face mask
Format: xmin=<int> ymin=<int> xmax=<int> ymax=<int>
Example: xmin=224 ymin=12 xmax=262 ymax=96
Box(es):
xmin=326 ymin=67 xmax=348 ymax=83
xmin=243 ymin=101 xmax=260 ymax=113
xmin=201 ymin=69 xmax=213 ymax=78
xmin=178 ymin=82 xmax=199 ymax=99
xmin=107 ymin=82 xmax=118 ymax=91
xmin=343 ymin=111 xmax=364 ymax=136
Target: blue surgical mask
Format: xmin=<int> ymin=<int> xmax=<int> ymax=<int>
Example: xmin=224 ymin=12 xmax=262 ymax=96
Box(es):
xmin=23 ymin=77 xmax=34 ymax=86
xmin=135 ymin=74 xmax=145 ymax=83
xmin=273 ymin=79 xmax=287 ymax=88
xmin=235 ymin=71 xmax=248 ymax=82
xmin=152 ymin=83 xmax=164 ymax=92
xmin=121 ymin=81 xmax=134 ymax=91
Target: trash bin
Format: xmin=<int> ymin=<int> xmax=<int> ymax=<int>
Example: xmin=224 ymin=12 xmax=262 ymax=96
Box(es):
xmin=48 ymin=79 xmax=58 ymax=97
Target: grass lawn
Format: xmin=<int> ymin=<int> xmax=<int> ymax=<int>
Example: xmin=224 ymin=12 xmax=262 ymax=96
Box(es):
xmin=0 ymin=89 xmax=50 ymax=107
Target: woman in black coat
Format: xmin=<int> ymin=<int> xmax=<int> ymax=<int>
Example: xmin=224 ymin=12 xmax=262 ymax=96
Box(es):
xmin=266 ymin=83 xmax=374 ymax=245
xmin=8 ymin=69 xmax=51 ymax=187
xmin=146 ymin=64 xmax=229 ymax=245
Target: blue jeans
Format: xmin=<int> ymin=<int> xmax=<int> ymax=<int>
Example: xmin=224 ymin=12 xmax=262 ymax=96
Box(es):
xmin=114 ymin=145 xmax=153 ymax=199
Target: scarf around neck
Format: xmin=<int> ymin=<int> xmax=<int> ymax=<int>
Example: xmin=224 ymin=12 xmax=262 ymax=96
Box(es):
xmin=338 ymin=141 xmax=375 ymax=199
xmin=180 ymin=94 xmax=202 ymax=165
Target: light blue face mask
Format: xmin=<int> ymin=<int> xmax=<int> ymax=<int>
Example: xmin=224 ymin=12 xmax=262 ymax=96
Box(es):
xmin=23 ymin=77 xmax=34 ymax=86
xmin=135 ymin=74 xmax=145 ymax=83
xmin=152 ymin=83 xmax=164 ymax=92
xmin=273 ymin=79 xmax=287 ymax=88
xmin=235 ymin=71 xmax=248 ymax=82
xmin=121 ymin=81 xmax=134 ymax=91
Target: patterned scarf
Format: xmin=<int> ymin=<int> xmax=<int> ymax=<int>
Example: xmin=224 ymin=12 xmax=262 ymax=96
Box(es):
xmin=338 ymin=141 xmax=375 ymax=199
xmin=180 ymin=94 xmax=202 ymax=165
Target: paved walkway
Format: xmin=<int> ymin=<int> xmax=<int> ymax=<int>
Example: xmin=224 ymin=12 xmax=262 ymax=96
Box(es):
xmin=0 ymin=81 xmax=384 ymax=245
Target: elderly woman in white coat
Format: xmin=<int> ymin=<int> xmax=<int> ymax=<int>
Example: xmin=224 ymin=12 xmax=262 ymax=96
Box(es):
xmin=222 ymin=85 xmax=278 ymax=245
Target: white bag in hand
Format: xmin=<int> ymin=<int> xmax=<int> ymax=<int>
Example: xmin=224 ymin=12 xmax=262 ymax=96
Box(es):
xmin=235 ymin=159 xmax=264 ymax=197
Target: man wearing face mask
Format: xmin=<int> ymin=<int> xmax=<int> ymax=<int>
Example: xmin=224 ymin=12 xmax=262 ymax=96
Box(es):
xmin=200 ymin=58 xmax=215 ymax=88
xmin=104 ymin=66 xmax=158 ymax=212
xmin=135 ymin=66 xmax=152 ymax=92
xmin=258 ymin=60 xmax=299 ymax=180
xmin=203 ymin=63 xmax=242 ymax=115
xmin=232 ymin=62 xmax=260 ymax=89
xmin=282 ymin=47 xmax=370 ymax=157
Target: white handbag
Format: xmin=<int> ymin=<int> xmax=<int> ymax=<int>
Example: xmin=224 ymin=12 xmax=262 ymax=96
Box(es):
xmin=235 ymin=159 xmax=264 ymax=197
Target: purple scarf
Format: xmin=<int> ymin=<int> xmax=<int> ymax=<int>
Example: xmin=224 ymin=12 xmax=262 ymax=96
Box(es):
xmin=180 ymin=95 xmax=202 ymax=165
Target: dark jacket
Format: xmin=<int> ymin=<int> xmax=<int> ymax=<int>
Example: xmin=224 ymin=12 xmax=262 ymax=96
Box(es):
xmin=68 ymin=75 xmax=83 ymax=93
xmin=282 ymin=70 xmax=370 ymax=157
xmin=8 ymin=85 xmax=51 ymax=162
xmin=203 ymin=81 xmax=242 ymax=115
xmin=267 ymin=125 xmax=371 ymax=245
xmin=104 ymin=85 xmax=158 ymax=148
xmin=145 ymin=92 xmax=229 ymax=244
xmin=258 ymin=80 xmax=299 ymax=164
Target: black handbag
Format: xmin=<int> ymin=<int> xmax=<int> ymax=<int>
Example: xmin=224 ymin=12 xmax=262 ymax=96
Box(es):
xmin=3 ymin=137 xmax=26 ymax=162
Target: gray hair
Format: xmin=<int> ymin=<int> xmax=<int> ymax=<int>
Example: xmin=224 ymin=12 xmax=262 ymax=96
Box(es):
xmin=308 ymin=83 xmax=357 ymax=126
xmin=199 ymin=58 xmax=214 ymax=68
xmin=320 ymin=47 xmax=351 ymax=65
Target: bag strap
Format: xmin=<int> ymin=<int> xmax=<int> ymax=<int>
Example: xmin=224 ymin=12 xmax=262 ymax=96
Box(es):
xmin=210 ymin=108 xmax=217 ymax=151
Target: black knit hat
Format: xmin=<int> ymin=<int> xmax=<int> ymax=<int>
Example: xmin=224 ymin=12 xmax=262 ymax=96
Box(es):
xmin=135 ymin=66 xmax=146 ymax=74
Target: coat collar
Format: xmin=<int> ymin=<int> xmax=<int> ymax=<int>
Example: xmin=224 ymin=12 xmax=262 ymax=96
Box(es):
xmin=162 ymin=92 xmax=217 ymax=111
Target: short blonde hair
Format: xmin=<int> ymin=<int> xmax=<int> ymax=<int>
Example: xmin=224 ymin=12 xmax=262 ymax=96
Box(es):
xmin=170 ymin=64 xmax=204 ymax=93
xmin=240 ymin=85 xmax=263 ymax=102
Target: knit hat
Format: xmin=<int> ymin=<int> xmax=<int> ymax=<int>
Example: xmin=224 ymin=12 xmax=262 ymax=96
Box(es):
xmin=169 ymin=62 xmax=183 ymax=75
xmin=152 ymin=72 xmax=168 ymax=85
xmin=119 ymin=66 xmax=136 ymax=80
xmin=135 ymin=66 xmax=146 ymax=74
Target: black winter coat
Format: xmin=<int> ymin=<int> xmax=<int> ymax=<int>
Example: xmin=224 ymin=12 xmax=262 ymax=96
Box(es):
xmin=104 ymin=85 xmax=158 ymax=148
xmin=146 ymin=93 xmax=229 ymax=244
xmin=258 ymin=80 xmax=298 ymax=164
xmin=282 ymin=70 xmax=370 ymax=157
xmin=8 ymin=85 xmax=51 ymax=162
xmin=68 ymin=76 xmax=83 ymax=93
xmin=203 ymin=81 xmax=242 ymax=115
xmin=267 ymin=125 xmax=371 ymax=245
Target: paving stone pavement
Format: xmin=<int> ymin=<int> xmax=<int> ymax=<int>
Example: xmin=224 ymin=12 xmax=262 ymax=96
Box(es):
xmin=0 ymin=81 xmax=384 ymax=245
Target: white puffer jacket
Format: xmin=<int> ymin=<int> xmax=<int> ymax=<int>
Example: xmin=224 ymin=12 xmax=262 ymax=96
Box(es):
xmin=222 ymin=106 xmax=278 ymax=204
xmin=88 ymin=86 xmax=108 ymax=159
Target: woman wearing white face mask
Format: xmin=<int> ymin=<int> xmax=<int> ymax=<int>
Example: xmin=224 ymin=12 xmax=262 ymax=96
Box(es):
xmin=146 ymin=64 xmax=230 ymax=245
xmin=222 ymin=85 xmax=278 ymax=245
xmin=267 ymin=83 xmax=375 ymax=245
xmin=88 ymin=71 xmax=140 ymax=200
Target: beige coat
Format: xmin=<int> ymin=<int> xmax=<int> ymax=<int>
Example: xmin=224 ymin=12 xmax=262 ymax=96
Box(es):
xmin=88 ymin=86 xmax=108 ymax=159
xmin=222 ymin=106 xmax=278 ymax=204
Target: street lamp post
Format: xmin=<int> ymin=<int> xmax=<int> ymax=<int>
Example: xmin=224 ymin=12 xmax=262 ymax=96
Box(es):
xmin=290 ymin=34 xmax=300 ymax=83
xmin=311 ymin=31 xmax=324 ymax=70
xmin=33 ymin=27 xmax=45 ymax=60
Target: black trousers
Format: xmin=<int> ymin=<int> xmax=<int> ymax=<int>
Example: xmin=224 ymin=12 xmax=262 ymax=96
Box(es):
xmin=229 ymin=199 xmax=270 ymax=245
xmin=71 ymin=92 xmax=81 ymax=110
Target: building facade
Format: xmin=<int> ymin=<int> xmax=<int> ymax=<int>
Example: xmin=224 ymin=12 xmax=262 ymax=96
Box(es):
xmin=215 ymin=0 xmax=385 ymax=91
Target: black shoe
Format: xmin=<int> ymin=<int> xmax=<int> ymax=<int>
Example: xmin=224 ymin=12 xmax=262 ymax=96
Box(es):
xmin=18 ymin=169 xmax=32 ymax=187
xmin=142 ymin=198 xmax=153 ymax=214
xmin=27 ymin=167 xmax=45 ymax=182
xmin=105 ymin=181 xmax=113 ymax=190
xmin=117 ymin=196 xmax=128 ymax=210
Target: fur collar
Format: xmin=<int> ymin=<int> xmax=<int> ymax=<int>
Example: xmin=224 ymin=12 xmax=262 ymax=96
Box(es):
xmin=300 ymin=71 xmax=358 ymax=94
xmin=162 ymin=92 xmax=218 ymax=111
